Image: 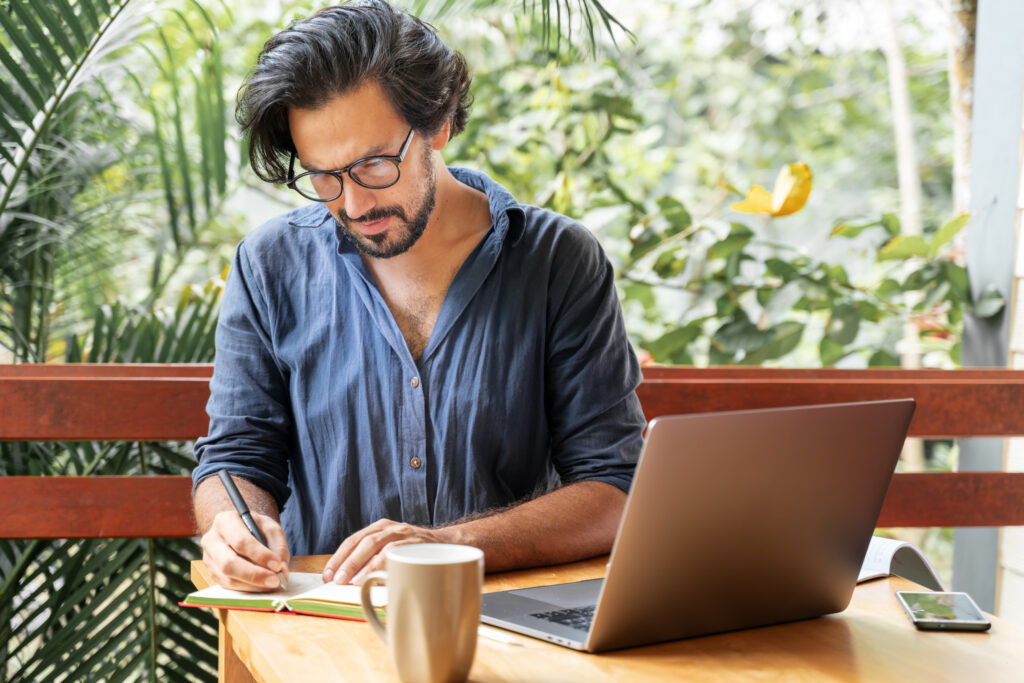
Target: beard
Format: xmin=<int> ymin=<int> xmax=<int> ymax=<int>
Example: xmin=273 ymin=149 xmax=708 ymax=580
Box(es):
xmin=333 ymin=146 xmax=436 ymax=259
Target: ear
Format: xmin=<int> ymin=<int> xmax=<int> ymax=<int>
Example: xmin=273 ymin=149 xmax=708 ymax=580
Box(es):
xmin=429 ymin=120 xmax=452 ymax=151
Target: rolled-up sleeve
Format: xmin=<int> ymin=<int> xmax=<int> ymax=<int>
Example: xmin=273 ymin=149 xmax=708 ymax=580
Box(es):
xmin=544 ymin=222 xmax=645 ymax=493
xmin=192 ymin=241 xmax=293 ymax=509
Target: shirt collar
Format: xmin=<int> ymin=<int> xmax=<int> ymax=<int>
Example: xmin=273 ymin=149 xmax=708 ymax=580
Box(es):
xmin=283 ymin=167 xmax=526 ymax=246
xmin=286 ymin=202 xmax=333 ymax=229
xmin=449 ymin=167 xmax=526 ymax=245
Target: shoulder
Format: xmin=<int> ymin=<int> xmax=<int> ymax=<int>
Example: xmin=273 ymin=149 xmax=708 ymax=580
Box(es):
xmin=516 ymin=205 xmax=608 ymax=276
xmin=520 ymin=205 xmax=601 ymax=249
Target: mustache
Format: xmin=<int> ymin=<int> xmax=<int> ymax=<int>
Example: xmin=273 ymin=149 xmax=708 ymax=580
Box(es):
xmin=338 ymin=206 xmax=407 ymax=223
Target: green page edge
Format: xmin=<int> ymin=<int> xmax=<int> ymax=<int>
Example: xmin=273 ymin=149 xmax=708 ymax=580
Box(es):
xmin=287 ymin=598 xmax=385 ymax=620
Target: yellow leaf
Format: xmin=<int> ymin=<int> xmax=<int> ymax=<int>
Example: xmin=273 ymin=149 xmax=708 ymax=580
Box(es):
xmin=730 ymin=163 xmax=813 ymax=217
xmin=770 ymin=163 xmax=812 ymax=216
xmin=731 ymin=185 xmax=773 ymax=214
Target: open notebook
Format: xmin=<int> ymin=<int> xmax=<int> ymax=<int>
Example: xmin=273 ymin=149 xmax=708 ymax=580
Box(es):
xmin=181 ymin=572 xmax=386 ymax=621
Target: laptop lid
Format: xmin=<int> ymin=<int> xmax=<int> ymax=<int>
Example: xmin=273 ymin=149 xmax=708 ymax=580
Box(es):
xmin=587 ymin=398 xmax=915 ymax=651
xmin=480 ymin=399 xmax=915 ymax=652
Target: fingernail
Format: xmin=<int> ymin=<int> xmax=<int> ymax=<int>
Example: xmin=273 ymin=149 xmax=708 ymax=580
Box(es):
xmin=268 ymin=560 xmax=280 ymax=572
xmin=334 ymin=570 xmax=349 ymax=585
xmin=322 ymin=568 xmax=334 ymax=583
xmin=265 ymin=576 xmax=279 ymax=587
xmin=352 ymin=572 xmax=365 ymax=585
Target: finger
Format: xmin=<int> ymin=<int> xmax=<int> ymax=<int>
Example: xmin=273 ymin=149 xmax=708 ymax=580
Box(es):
xmin=202 ymin=528 xmax=281 ymax=591
xmin=333 ymin=527 xmax=401 ymax=585
xmin=219 ymin=512 xmax=284 ymax=571
xmin=221 ymin=552 xmax=283 ymax=590
xmin=255 ymin=514 xmax=291 ymax=579
xmin=323 ymin=519 xmax=391 ymax=583
xmin=351 ymin=543 xmax=395 ymax=585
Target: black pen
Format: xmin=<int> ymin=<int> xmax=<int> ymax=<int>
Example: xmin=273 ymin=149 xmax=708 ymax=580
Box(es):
xmin=217 ymin=469 xmax=287 ymax=589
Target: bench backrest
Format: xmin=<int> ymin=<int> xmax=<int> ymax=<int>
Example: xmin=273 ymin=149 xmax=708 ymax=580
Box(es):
xmin=2 ymin=364 xmax=1023 ymax=538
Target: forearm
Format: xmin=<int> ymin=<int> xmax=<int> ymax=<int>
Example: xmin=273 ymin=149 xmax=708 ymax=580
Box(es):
xmin=437 ymin=481 xmax=626 ymax=573
xmin=193 ymin=473 xmax=281 ymax=534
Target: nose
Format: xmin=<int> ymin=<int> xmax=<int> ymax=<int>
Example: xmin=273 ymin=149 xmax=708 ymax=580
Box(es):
xmin=338 ymin=181 xmax=376 ymax=221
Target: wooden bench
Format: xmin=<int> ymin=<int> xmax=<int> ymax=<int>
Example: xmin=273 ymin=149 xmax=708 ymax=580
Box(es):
xmin=2 ymin=363 xmax=1024 ymax=539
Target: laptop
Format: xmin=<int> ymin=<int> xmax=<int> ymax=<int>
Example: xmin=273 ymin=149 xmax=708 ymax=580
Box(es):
xmin=481 ymin=399 xmax=916 ymax=652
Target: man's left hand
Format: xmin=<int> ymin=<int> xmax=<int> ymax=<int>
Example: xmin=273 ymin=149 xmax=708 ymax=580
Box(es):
xmin=323 ymin=518 xmax=445 ymax=585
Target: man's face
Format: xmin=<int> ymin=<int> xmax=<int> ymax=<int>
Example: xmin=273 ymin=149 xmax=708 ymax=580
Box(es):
xmin=288 ymin=82 xmax=441 ymax=258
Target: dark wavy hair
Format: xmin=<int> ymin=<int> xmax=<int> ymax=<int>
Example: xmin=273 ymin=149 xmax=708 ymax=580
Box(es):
xmin=236 ymin=0 xmax=473 ymax=182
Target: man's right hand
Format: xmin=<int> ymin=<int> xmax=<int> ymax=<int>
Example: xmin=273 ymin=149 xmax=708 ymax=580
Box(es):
xmin=200 ymin=510 xmax=291 ymax=592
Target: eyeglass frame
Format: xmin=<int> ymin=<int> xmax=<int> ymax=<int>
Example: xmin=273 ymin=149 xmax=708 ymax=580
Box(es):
xmin=285 ymin=128 xmax=415 ymax=202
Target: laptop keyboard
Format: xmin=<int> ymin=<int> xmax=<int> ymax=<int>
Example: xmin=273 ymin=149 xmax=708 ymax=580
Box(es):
xmin=529 ymin=605 xmax=596 ymax=631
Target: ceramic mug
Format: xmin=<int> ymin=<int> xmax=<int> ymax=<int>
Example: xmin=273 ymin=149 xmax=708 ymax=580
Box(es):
xmin=360 ymin=543 xmax=484 ymax=683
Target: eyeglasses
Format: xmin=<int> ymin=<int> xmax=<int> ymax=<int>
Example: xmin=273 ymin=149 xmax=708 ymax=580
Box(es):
xmin=286 ymin=128 xmax=415 ymax=202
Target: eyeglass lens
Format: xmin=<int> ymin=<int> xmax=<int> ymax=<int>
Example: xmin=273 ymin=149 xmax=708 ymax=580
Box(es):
xmin=292 ymin=158 xmax=400 ymax=201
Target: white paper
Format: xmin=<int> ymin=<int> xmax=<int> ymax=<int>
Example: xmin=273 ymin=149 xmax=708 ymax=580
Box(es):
xmin=858 ymin=536 xmax=945 ymax=590
xmin=189 ymin=571 xmax=387 ymax=608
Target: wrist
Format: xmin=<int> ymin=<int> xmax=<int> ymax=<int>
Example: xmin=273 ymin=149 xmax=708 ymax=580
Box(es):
xmin=432 ymin=522 xmax=471 ymax=547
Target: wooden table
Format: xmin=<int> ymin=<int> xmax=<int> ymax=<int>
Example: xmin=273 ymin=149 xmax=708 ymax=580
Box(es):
xmin=191 ymin=555 xmax=1024 ymax=682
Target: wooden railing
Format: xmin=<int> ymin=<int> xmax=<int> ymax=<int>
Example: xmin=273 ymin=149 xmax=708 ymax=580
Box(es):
xmin=2 ymin=364 xmax=1024 ymax=538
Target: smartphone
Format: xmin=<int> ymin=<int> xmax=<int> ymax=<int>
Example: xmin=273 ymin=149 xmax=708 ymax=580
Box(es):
xmin=895 ymin=591 xmax=992 ymax=632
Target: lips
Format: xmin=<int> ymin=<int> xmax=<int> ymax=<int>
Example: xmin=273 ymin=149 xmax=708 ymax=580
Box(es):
xmin=357 ymin=216 xmax=390 ymax=236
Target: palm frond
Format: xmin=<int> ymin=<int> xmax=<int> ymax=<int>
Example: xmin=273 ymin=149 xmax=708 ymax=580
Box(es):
xmin=0 ymin=0 xmax=152 ymax=219
xmin=409 ymin=0 xmax=633 ymax=55
xmin=2 ymin=279 xmax=223 ymax=681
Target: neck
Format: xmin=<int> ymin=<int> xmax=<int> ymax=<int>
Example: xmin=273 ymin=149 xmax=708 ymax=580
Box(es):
xmin=365 ymin=159 xmax=490 ymax=270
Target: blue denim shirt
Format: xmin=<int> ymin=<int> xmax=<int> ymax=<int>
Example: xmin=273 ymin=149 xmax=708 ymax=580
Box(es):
xmin=193 ymin=168 xmax=645 ymax=555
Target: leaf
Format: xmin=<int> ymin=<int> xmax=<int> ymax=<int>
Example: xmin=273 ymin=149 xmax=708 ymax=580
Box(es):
xmin=929 ymin=214 xmax=968 ymax=257
xmin=708 ymin=223 xmax=753 ymax=260
xmin=645 ymin=323 xmax=702 ymax=363
xmin=742 ymin=321 xmax=805 ymax=364
xmin=655 ymin=195 xmax=692 ymax=231
xmin=972 ymin=284 xmax=1005 ymax=319
xmin=770 ymin=162 xmax=813 ymax=216
xmin=819 ymin=336 xmax=846 ymax=366
xmin=621 ymin=281 xmax=655 ymax=310
xmin=730 ymin=184 xmax=773 ymax=214
xmin=826 ymin=304 xmax=860 ymax=345
xmin=922 ymin=280 xmax=952 ymax=311
xmin=853 ymin=300 xmax=883 ymax=322
xmin=880 ymin=213 xmax=901 ymax=235
xmin=831 ymin=217 xmax=881 ymax=239
xmin=652 ymin=246 xmax=688 ymax=278
xmin=879 ymin=235 xmax=929 ymax=260
xmin=941 ymin=261 xmax=969 ymax=301
xmin=730 ymin=163 xmax=812 ymax=217
xmin=765 ymin=257 xmax=800 ymax=280
xmin=878 ymin=278 xmax=902 ymax=297
xmin=713 ymin=315 xmax=771 ymax=354
xmin=869 ymin=350 xmax=901 ymax=367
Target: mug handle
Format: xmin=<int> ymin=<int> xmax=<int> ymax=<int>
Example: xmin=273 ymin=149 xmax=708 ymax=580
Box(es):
xmin=360 ymin=571 xmax=388 ymax=642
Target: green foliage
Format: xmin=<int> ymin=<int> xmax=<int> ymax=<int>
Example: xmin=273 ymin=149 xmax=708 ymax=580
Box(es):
xmin=447 ymin=6 xmax=977 ymax=369
xmin=0 ymin=0 xmax=238 ymax=361
xmin=620 ymin=196 xmax=991 ymax=367
xmin=0 ymin=0 xmax=145 ymax=361
xmin=1 ymin=277 xmax=223 ymax=682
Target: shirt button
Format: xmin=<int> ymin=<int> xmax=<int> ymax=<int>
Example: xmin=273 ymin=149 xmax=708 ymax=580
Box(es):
xmin=410 ymin=457 xmax=422 ymax=469
xmin=410 ymin=377 xmax=420 ymax=388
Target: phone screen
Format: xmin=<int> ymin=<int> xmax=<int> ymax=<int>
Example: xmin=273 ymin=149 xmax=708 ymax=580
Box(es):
xmin=896 ymin=591 xmax=991 ymax=630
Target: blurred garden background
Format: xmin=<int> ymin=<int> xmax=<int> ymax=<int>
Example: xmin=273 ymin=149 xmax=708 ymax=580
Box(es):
xmin=0 ymin=0 xmax=1001 ymax=679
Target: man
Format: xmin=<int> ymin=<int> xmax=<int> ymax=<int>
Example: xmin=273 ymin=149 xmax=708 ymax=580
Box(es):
xmin=192 ymin=0 xmax=645 ymax=592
